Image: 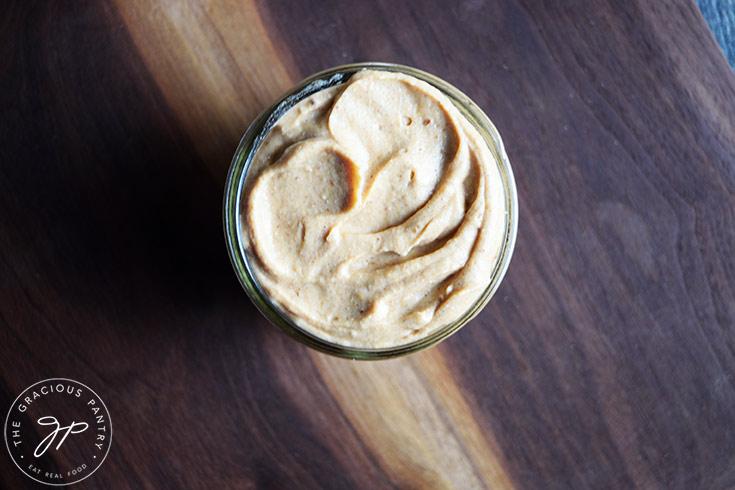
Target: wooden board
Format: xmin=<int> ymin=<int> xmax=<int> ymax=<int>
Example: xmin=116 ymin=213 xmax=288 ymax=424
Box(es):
xmin=2 ymin=1 xmax=734 ymax=488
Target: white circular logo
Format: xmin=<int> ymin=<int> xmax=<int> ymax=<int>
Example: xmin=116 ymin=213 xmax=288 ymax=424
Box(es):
xmin=4 ymin=378 xmax=112 ymax=486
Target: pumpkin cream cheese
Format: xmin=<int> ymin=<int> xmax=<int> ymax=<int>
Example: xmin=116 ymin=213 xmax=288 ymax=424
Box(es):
xmin=240 ymin=70 xmax=506 ymax=348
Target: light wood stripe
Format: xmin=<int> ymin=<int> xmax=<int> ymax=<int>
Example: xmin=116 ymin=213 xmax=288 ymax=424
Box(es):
xmin=313 ymin=348 xmax=513 ymax=489
xmin=114 ymin=0 xmax=294 ymax=182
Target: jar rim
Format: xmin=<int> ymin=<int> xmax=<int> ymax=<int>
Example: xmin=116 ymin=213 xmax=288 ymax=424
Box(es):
xmin=223 ymin=62 xmax=518 ymax=359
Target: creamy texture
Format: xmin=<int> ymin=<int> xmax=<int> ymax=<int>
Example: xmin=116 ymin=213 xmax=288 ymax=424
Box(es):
xmin=240 ymin=70 xmax=506 ymax=348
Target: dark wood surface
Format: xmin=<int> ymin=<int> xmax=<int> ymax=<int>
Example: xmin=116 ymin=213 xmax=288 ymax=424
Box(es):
xmin=2 ymin=1 xmax=735 ymax=488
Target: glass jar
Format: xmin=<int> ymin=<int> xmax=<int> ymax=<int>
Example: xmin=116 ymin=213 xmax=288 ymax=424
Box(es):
xmin=223 ymin=63 xmax=518 ymax=359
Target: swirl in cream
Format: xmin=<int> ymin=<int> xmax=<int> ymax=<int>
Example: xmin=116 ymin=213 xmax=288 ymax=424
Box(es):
xmin=240 ymin=70 xmax=506 ymax=348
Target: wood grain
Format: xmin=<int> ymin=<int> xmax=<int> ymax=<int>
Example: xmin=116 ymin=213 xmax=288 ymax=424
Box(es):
xmin=1 ymin=0 xmax=734 ymax=489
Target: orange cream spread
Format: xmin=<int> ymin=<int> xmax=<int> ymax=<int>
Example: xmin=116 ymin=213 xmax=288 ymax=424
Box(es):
xmin=240 ymin=70 xmax=505 ymax=348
